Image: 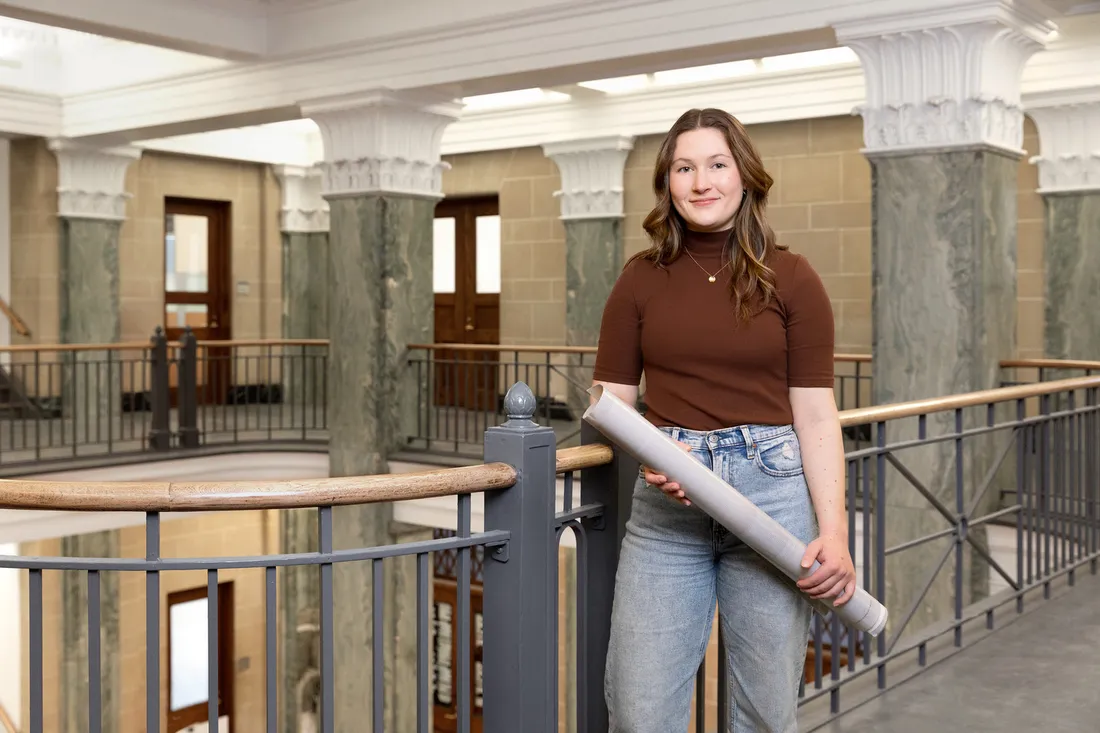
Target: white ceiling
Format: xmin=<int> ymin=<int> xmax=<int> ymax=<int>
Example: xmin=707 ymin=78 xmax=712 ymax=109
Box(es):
xmin=0 ymin=0 xmax=1097 ymax=148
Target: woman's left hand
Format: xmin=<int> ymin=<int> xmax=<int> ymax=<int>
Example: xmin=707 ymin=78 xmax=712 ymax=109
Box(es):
xmin=796 ymin=532 xmax=857 ymax=605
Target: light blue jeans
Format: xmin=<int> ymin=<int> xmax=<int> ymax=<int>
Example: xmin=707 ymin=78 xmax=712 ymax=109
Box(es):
xmin=605 ymin=423 xmax=817 ymax=732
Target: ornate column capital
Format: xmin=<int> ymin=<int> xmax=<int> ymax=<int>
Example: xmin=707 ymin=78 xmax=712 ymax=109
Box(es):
xmin=272 ymin=164 xmax=330 ymax=232
xmin=1026 ymin=90 xmax=1100 ymax=194
xmin=835 ymin=1 xmax=1058 ymax=156
xmin=542 ymin=135 xmax=634 ymax=219
xmin=300 ymin=89 xmax=463 ymax=200
xmin=47 ymin=139 xmax=142 ymax=221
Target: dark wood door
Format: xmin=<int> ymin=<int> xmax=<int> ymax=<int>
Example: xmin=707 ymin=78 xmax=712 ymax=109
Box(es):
xmin=432 ymin=580 xmax=484 ymax=733
xmin=163 ymin=197 xmax=232 ymax=405
xmin=166 ymin=581 xmax=235 ymax=733
xmin=433 ymin=197 xmax=500 ymax=412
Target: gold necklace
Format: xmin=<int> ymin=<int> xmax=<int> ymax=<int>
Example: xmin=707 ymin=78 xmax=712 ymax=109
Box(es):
xmin=683 ymin=248 xmax=731 ymax=283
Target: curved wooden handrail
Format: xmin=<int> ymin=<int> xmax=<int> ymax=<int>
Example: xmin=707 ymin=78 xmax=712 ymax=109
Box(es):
xmin=1001 ymin=358 xmax=1100 ymax=371
xmin=408 ymin=343 xmax=875 ymax=363
xmin=195 ymin=338 xmax=329 ymax=348
xmin=839 ymin=374 xmax=1100 ymax=427
xmin=0 ymin=701 xmax=16 ymax=733
xmin=556 ymin=444 xmax=613 ymax=473
xmin=0 ymin=295 xmax=30 ymax=339
xmin=0 ymin=341 xmax=152 ymax=354
xmin=0 ymin=462 xmax=518 ymax=513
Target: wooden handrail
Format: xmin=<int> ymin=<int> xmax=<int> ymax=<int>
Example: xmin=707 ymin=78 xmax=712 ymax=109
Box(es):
xmin=0 ymin=446 xmax=618 ymax=513
xmin=0 ymin=295 xmax=29 ymax=339
xmin=838 ymin=375 xmax=1100 ymax=427
xmin=0 ymin=701 xmax=16 ymax=733
xmin=0 ymin=341 xmax=155 ymax=352
xmin=556 ymin=444 xmax=613 ymax=472
xmin=0 ymin=462 xmax=518 ymax=513
xmin=1001 ymin=358 xmax=1100 ymax=371
xmin=409 ymin=343 xmax=874 ymax=363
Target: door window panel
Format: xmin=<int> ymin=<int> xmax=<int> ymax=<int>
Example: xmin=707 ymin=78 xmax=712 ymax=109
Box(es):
xmin=434 ymin=217 xmax=457 ymax=294
xmin=474 ymin=215 xmax=501 ymax=294
xmin=165 ymin=214 xmax=210 ymax=293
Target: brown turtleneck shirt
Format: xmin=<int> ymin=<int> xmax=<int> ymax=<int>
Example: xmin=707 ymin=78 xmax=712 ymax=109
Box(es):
xmin=592 ymin=228 xmax=834 ymax=431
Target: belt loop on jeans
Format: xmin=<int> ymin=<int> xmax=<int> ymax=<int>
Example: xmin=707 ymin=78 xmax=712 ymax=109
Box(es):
xmin=737 ymin=425 xmax=755 ymax=457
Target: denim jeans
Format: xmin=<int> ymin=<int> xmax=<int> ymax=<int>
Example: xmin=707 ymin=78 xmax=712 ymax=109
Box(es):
xmin=605 ymin=423 xmax=818 ymax=732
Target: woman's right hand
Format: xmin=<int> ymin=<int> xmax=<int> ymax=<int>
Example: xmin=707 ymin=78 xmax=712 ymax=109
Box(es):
xmin=643 ymin=441 xmax=693 ymax=506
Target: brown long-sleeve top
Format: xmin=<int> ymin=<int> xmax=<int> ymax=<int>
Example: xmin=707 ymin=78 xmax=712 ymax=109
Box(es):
xmin=592 ymin=227 xmax=835 ymax=431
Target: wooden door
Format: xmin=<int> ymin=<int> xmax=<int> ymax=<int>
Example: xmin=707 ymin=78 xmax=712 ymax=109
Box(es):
xmin=432 ymin=197 xmax=500 ymax=412
xmin=163 ymin=198 xmax=232 ymax=405
xmin=166 ymin=581 xmax=235 ymax=733
xmin=432 ymin=580 xmax=484 ymax=733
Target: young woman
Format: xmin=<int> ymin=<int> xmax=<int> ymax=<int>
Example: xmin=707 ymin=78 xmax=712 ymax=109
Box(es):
xmin=591 ymin=108 xmax=855 ymax=732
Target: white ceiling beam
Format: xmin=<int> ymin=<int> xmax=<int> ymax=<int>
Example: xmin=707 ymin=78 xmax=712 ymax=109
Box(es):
xmin=56 ymin=0 xmax=980 ymax=142
xmin=0 ymin=0 xmax=268 ymax=61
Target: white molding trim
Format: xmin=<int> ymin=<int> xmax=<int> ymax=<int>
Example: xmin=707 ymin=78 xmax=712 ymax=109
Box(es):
xmin=1026 ymin=95 xmax=1100 ymax=193
xmin=836 ymin=1 xmax=1058 ymax=155
xmin=302 ymin=89 xmax=463 ymax=199
xmin=47 ymin=140 xmax=141 ymax=221
xmin=543 ymin=135 xmax=634 ymax=219
xmin=0 ymin=89 xmax=62 ymax=138
xmin=272 ymin=164 xmax=330 ymax=232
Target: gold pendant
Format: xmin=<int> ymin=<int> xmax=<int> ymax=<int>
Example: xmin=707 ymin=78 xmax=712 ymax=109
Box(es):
xmin=708 ymin=275 xmax=716 ymax=283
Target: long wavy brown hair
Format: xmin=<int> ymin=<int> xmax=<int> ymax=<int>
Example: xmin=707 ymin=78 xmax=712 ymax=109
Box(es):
xmin=632 ymin=108 xmax=784 ymax=321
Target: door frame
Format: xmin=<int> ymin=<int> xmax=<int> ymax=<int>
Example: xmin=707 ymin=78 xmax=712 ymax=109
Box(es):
xmin=165 ymin=580 xmax=236 ymax=733
xmin=162 ymin=197 xmax=233 ymax=405
xmin=432 ymin=195 xmax=500 ymax=413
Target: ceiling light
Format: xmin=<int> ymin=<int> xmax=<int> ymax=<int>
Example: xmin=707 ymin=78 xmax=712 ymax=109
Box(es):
xmin=461 ymin=88 xmax=570 ymax=110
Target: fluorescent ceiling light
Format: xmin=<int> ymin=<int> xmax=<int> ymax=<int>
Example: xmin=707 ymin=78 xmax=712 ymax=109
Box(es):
xmin=653 ymin=60 xmax=757 ymax=85
xmin=461 ymin=88 xmax=570 ymax=110
xmin=577 ymin=74 xmax=650 ymax=94
xmin=758 ymin=47 xmax=858 ymax=72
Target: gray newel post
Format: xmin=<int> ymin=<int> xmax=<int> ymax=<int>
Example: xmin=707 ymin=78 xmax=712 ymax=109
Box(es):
xmin=482 ymin=382 xmax=558 ymax=733
xmin=579 ymin=420 xmax=639 ymax=732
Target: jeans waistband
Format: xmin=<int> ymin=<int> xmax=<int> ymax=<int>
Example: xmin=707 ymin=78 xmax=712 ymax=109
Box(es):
xmin=658 ymin=423 xmax=794 ymax=450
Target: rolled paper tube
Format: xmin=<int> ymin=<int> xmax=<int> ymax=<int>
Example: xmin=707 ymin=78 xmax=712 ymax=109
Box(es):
xmin=583 ymin=385 xmax=888 ymax=638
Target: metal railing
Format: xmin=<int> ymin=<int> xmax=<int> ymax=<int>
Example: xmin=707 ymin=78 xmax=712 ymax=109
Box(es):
xmin=406 ymin=343 xmax=874 ymax=457
xmin=0 ymin=330 xmax=328 ymax=470
xmin=3 ymin=372 xmax=1098 ymax=731
xmin=0 ymin=335 xmax=873 ymax=471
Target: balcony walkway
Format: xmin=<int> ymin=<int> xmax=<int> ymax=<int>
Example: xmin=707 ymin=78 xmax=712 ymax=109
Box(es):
xmin=810 ymin=568 xmax=1100 ymax=732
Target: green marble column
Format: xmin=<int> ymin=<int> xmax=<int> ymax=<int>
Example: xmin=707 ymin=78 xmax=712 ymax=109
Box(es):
xmin=60 ymin=531 xmax=120 ymax=733
xmin=59 ymin=217 xmax=122 ymax=430
xmin=564 ymin=218 xmax=623 ymax=417
xmin=326 ymin=192 xmax=434 ymax=730
xmin=282 ymin=231 xmax=330 ymax=404
xmin=48 ymin=140 xmax=137 ymax=733
xmin=839 ymin=8 xmax=1051 ymax=638
xmin=301 ymin=89 xmax=458 ymax=731
xmin=1043 ymin=193 xmax=1100 ymax=363
xmin=544 ymin=136 xmax=633 ymax=425
xmin=869 ymin=147 xmax=1020 ymax=632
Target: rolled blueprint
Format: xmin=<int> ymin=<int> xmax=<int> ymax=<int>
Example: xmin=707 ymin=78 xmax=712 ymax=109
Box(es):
xmin=583 ymin=385 xmax=888 ymax=637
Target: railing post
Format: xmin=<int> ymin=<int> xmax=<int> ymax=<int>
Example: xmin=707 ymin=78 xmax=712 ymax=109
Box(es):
xmin=482 ymin=382 xmax=558 ymax=733
xmin=147 ymin=328 xmax=171 ymax=451
xmin=579 ymin=419 xmax=639 ymax=732
xmin=178 ymin=328 xmax=200 ymax=449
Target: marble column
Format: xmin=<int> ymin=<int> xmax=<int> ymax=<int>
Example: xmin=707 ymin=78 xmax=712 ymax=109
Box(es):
xmin=838 ymin=8 xmax=1056 ymax=634
xmin=275 ymin=165 xmax=330 ymax=406
xmin=1028 ymin=101 xmax=1100 ymax=365
xmin=543 ymin=136 xmax=633 ymax=421
xmin=59 ymin=531 xmax=120 ymax=733
xmin=49 ymin=141 xmax=141 ymax=432
xmin=300 ymin=89 xmax=461 ymax=731
xmin=47 ymin=140 xmax=137 ymax=733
